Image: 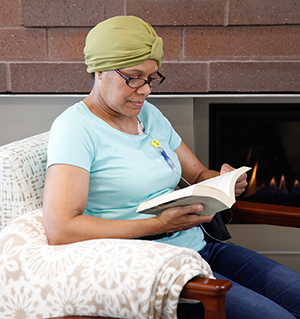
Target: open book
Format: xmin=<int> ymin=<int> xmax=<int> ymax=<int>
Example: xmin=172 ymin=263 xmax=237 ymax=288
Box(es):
xmin=137 ymin=166 xmax=251 ymax=216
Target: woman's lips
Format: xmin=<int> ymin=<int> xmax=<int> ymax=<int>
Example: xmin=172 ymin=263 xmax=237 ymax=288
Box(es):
xmin=130 ymin=101 xmax=144 ymax=108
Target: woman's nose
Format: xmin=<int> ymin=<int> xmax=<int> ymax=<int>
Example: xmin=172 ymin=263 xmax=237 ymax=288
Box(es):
xmin=136 ymin=83 xmax=152 ymax=95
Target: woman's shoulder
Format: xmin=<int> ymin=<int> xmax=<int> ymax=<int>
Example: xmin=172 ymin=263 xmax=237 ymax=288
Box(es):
xmin=55 ymin=101 xmax=89 ymax=121
xmin=49 ymin=101 xmax=97 ymax=147
xmin=51 ymin=101 xmax=94 ymax=131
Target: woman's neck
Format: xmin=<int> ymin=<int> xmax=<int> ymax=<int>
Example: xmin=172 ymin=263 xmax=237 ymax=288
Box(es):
xmin=83 ymin=95 xmax=141 ymax=135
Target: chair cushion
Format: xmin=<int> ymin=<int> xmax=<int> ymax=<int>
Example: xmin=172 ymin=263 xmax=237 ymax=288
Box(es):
xmin=0 ymin=132 xmax=49 ymax=231
xmin=0 ymin=210 xmax=214 ymax=319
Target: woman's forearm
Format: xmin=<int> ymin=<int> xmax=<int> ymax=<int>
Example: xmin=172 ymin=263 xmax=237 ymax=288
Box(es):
xmin=196 ymin=169 xmax=220 ymax=183
xmin=45 ymin=213 xmax=162 ymax=245
xmin=45 ymin=203 xmax=214 ymax=245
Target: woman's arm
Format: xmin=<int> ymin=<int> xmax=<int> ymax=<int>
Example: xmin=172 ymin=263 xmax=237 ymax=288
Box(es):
xmin=43 ymin=164 xmax=215 ymax=245
xmin=43 ymin=164 xmax=162 ymax=244
xmin=175 ymin=141 xmax=219 ymax=186
xmin=175 ymin=141 xmax=248 ymax=195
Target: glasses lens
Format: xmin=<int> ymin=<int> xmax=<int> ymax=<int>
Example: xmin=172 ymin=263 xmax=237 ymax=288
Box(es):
xmin=126 ymin=73 xmax=165 ymax=88
xmin=149 ymin=78 xmax=164 ymax=87
xmin=127 ymin=78 xmax=146 ymax=88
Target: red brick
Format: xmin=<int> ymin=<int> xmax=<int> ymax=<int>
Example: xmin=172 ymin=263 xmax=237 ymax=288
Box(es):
xmin=0 ymin=29 xmax=46 ymax=60
xmin=49 ymin=29 xmax=89 ymax=60
xmin=22 ymin=0 xmax=124 ymax=27
xmin=229 ymin=0 xmax=300 ymax=25
xmin=210 ymin=62 xmax=300 ymax=92
xmin=184 ymin=26 xmax=300 ymax=59
xmin=127 ymin=0 xmax=226 ymax=26
xmin=10 ymin=63 xmax=94 ymax=93
xmin=153 ymin=62 xmax=209 ymax=93
xmin=155 ymin=27 xmax=182 ymax=60
xmin=0 ymin=64 xmax=7 ymax=92
xmin=0 ymin=0 xmax=22 ymax=26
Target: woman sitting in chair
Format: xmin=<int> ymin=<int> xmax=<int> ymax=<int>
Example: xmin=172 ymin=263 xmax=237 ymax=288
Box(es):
xmin=43 ymin=15 xmax=300 ymax=319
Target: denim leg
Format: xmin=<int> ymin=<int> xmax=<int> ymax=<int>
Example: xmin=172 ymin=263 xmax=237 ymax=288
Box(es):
xmin=200 ymin=242 xmax=300 ymax=319
xmin=177 ymin=272 xmax=296 ymax=319
xmin=214 ymin=271 xmax=297 ymax=319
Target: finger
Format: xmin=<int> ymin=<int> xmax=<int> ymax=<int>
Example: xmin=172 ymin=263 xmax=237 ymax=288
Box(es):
xmin=163 ymin=203 xmax=204 ymax=218
xmin=236 ymin=180 xmax=247 ymax=189
xmin=199 ymin=212 xmax=216 ymax=224
xmin=179 ymin=212 xmax=216 ymax=230
xmin=236 ymin=172 xmax=248 ymax=183
xmin=183 ymin=203 xmax=204 ymax=215
xmin=220 ymin=163 xmax=235 ymax=175
xmin=236 ymin=177 xmax=248 ymax=189
xmin=235 ymin=185 xmax=247 ymax=196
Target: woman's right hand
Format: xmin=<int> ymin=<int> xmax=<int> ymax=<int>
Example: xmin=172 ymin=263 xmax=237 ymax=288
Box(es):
xmin=155 ymin=204 xmax=216 ymax=233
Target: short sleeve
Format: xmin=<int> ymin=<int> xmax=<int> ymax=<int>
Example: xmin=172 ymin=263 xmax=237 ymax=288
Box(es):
xmin=47 ymin=107 xmax=95 ymax=172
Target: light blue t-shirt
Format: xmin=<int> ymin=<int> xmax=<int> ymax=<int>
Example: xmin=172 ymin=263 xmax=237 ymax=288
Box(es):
xmin=47 ymin=100 xmax=206 ymax=251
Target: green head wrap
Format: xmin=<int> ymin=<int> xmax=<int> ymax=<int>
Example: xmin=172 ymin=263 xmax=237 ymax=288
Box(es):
xmin=84 ymin=16 xmax=164 ymax=73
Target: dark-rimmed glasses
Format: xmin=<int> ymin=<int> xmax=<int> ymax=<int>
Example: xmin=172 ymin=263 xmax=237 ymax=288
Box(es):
xmin=115 ymin=69 xmax=165 ymax=89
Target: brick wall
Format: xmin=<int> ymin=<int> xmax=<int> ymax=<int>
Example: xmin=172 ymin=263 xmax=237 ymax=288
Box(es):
xmin=1 ymin=0 xmax=300 ymax=94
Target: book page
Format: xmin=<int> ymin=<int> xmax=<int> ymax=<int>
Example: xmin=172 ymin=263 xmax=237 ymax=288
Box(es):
xmin=198 ymin=166 xmax=251 ymax=199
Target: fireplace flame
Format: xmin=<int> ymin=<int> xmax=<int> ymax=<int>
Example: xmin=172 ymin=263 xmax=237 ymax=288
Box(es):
xmin=278 ymin=175 xmax=288 ymax=195
xmin=269 ymin=177 xmax=277 ymax=194
xmin=246 ymin=161 xmax=258 ymax=196
xmin=270 ymin=177 xmax=276 ymax=188
xmin=243 ymin=151 xmax=299 ymax=206
xmin=292 ymin=179 xmax=300 ymax=196
xmin=245 ymin=162 xmax=299 ymax=199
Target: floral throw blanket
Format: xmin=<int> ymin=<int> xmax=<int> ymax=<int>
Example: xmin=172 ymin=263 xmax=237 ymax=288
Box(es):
xmin=0 ymin=210 xmax=214 ymax=319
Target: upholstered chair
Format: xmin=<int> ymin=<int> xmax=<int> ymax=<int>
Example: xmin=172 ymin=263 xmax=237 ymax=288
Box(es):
xmin=0 ymin=133 xmax=231 ymax=319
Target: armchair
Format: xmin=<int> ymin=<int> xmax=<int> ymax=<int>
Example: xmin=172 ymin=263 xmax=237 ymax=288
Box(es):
xmin=0 ymin=132 xmax=231 ymax=319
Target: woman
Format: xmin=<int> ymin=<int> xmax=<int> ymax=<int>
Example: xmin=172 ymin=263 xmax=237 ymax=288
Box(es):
xmin=43 ymin=16 xmax=300 ymax=319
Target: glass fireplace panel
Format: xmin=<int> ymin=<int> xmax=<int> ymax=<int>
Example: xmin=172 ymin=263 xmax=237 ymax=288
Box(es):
xmin=209 ymin=103 xmax=300 ymax=207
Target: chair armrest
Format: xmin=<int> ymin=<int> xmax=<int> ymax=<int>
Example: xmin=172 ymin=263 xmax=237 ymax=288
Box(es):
xmin=181 ymin=277 xmax=232 ymax=299
xmin=181 ymin=277 xmax=232 ymax=319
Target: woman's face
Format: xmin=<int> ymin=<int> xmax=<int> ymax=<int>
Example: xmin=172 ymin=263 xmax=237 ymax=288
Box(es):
xmin=95 ymin=59 xmax=159 ymax=118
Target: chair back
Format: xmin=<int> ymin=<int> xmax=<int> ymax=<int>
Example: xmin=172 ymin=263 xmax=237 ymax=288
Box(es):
xmin=0 ymin=132 xmax=49 ymax=231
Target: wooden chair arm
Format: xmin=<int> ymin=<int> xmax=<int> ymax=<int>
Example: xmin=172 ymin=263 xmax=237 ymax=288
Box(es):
xmin=181 ymin=277 xmax=232 ymax=300
xmin=50 ymin=277 xmax=232 ymax=319
xmin=181 ymin=277 xmax=232 ymax=319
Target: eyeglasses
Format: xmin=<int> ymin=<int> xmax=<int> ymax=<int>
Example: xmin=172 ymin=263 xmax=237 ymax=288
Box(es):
xmin=115 ymin=69 xmax=165 ymax=89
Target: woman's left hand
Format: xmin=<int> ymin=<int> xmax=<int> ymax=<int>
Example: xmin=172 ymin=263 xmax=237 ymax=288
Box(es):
xmin=220 ymin=163 xmax=248 ymax=197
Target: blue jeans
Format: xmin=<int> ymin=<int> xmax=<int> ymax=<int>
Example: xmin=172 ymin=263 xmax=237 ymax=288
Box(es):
xmin=178 ymin=242 xmax=300 ymax=319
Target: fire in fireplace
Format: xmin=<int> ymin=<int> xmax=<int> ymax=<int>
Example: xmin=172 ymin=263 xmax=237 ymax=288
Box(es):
xmin=209 ymin=103 xmax=300 ymax=207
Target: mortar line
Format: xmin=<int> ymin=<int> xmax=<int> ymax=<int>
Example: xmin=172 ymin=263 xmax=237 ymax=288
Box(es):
xmin=224 ymin=0 xmax=229 ymax=26
xmin=6 ymin=63 xmax=11 ymax=92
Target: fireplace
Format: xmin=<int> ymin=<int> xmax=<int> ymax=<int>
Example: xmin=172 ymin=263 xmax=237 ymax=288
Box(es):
xmin=209 ymin=103 xmax=300 ymax=208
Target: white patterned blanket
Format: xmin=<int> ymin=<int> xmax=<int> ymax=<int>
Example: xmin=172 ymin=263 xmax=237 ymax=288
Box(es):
xmin=0 ymin=209 xmax=214 ymax=319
